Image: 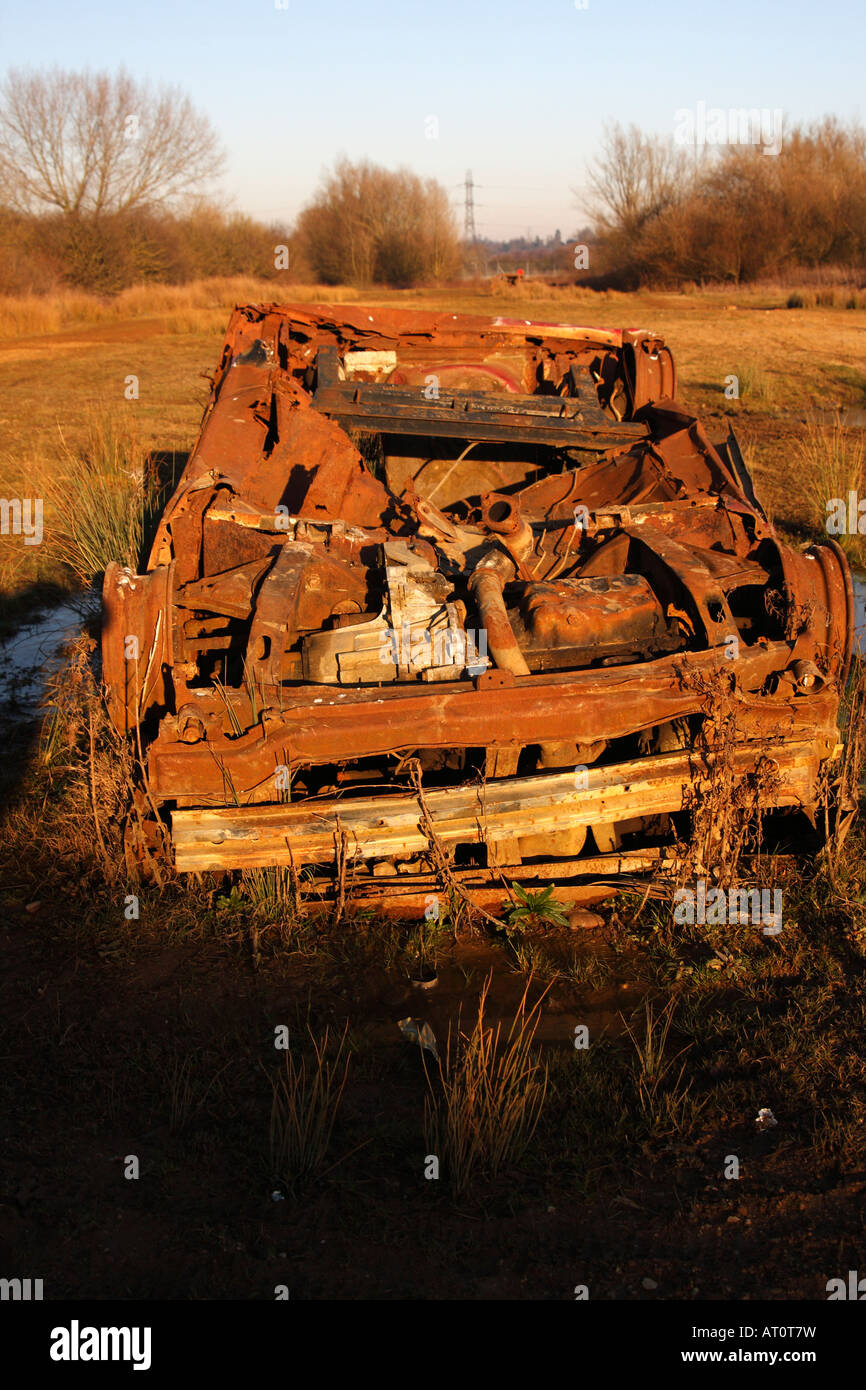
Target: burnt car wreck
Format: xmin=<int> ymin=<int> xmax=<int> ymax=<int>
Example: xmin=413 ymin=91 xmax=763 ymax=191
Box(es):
xmin=102 ymin=304 xmax=854 ymax=912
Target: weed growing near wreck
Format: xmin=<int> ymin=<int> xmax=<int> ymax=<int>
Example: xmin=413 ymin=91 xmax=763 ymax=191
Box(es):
xmin=819 ymin=655 xmax=866 ymax=899
xmin=403 ymin=902 xmax=451 ymax=977
xmin=503 ymin=882 xmax=570 ymax=935
xmin=424 ymin=975 xmax=549 ymax=1197
xmin=673 ymin=674 xmax=778 ymax=894
xmin=35 ymin=629 xmax=134 ymax=881
xmin=242 ymin=866 xmax=301 ymax=919
xmin=163 ymin=1051 xmax=232 ymax=1135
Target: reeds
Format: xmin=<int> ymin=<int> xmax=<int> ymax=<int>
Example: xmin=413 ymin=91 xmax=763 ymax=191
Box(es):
xmin=621 ymin=997 xmax=700 ymax=1135
xmin=268 ymin=1024 xmax=351 ymax=1187
xmin=43 ymin=410 xmax=156 ymax=582
xmin=424 ymin=974 xmax=549 ymax=1197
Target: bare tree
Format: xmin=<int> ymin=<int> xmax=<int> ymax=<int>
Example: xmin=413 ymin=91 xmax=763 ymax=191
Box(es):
xmin=584 ymin=122 xmax=690 ymax=239
xmin=0 ymin=67 xmax=224 ymax=216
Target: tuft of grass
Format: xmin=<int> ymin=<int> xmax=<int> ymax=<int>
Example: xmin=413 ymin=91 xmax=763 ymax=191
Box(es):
xmin=404 ymin=903 xmax=451 ymax=976
xmin=0 ymin=288 xmax=111 ymax=337
xmin=424 ymin=974 xmax=549 ymax=1197
xmin=732 ymin=360 xmax=775 ymax=408
xmin=267 ymin=1024 xmax=351 ymax=1188
xmin=674 ymin=677 xmax=777 ymax=894
xmin=39 ymin=409 xmax=162 ymax=583
xmin=797 ymin=412 xmax=866 ymax=565
xmin=784 ymin=287 xmax=866 ymax=311
xmin=166 ymin=1053 xmax=231 ymax=1134
xmin=622 ymin=997 xmax=702 ymax=1136
xmin=506 ymin=936 xmax=557 ymax=977
xmin=241 ymin=866 xmax=299 ymax=916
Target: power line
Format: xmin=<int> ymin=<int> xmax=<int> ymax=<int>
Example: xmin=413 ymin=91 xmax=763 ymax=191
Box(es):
xmin=474 ymin=185 xmax=561 ymax=192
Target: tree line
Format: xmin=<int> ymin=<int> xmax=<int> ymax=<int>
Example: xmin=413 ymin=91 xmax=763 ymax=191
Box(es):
xmin=1 ymin=67 xmax=864 ymax=296
xmin=0 ymin=68 xmax=463 ymax=293
xmin=586 ymin=118 xmax=866 ymax=287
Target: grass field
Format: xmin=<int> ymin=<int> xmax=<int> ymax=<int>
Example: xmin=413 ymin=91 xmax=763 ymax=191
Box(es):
xmin=1 ymin=278 xmax=865 ymax=1300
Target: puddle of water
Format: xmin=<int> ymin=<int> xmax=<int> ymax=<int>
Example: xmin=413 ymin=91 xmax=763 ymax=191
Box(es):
xmin=0 ymin=593 xmax=96 ymax=725
xmin=364 ymin=938 xmax=644 ymax=1051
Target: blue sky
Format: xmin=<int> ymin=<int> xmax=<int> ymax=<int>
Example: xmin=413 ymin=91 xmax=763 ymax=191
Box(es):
xmin=1 ymin=0 xmax=863 ymax=237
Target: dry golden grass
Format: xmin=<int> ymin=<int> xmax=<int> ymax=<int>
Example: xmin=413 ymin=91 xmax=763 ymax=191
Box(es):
xmin=788 ymin=287 xmax=866 ymax=310
xmin=0 ymin=277 xmax=361 ymax=340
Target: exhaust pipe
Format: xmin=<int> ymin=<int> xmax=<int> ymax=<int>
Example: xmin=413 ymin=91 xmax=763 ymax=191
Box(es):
xmin=468 ymin=548 xmax=530 ymax=677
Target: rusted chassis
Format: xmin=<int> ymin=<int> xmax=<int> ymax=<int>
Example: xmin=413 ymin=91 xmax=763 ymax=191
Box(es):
xmin=146 ymin=646 xmax=845 ymax=882
xmin=101 ymin=303 xmax=854 ymax=894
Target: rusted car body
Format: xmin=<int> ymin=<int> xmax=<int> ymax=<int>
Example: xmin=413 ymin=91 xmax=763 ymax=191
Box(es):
xmin=102 ymin=304 xmax=853 ymax=909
